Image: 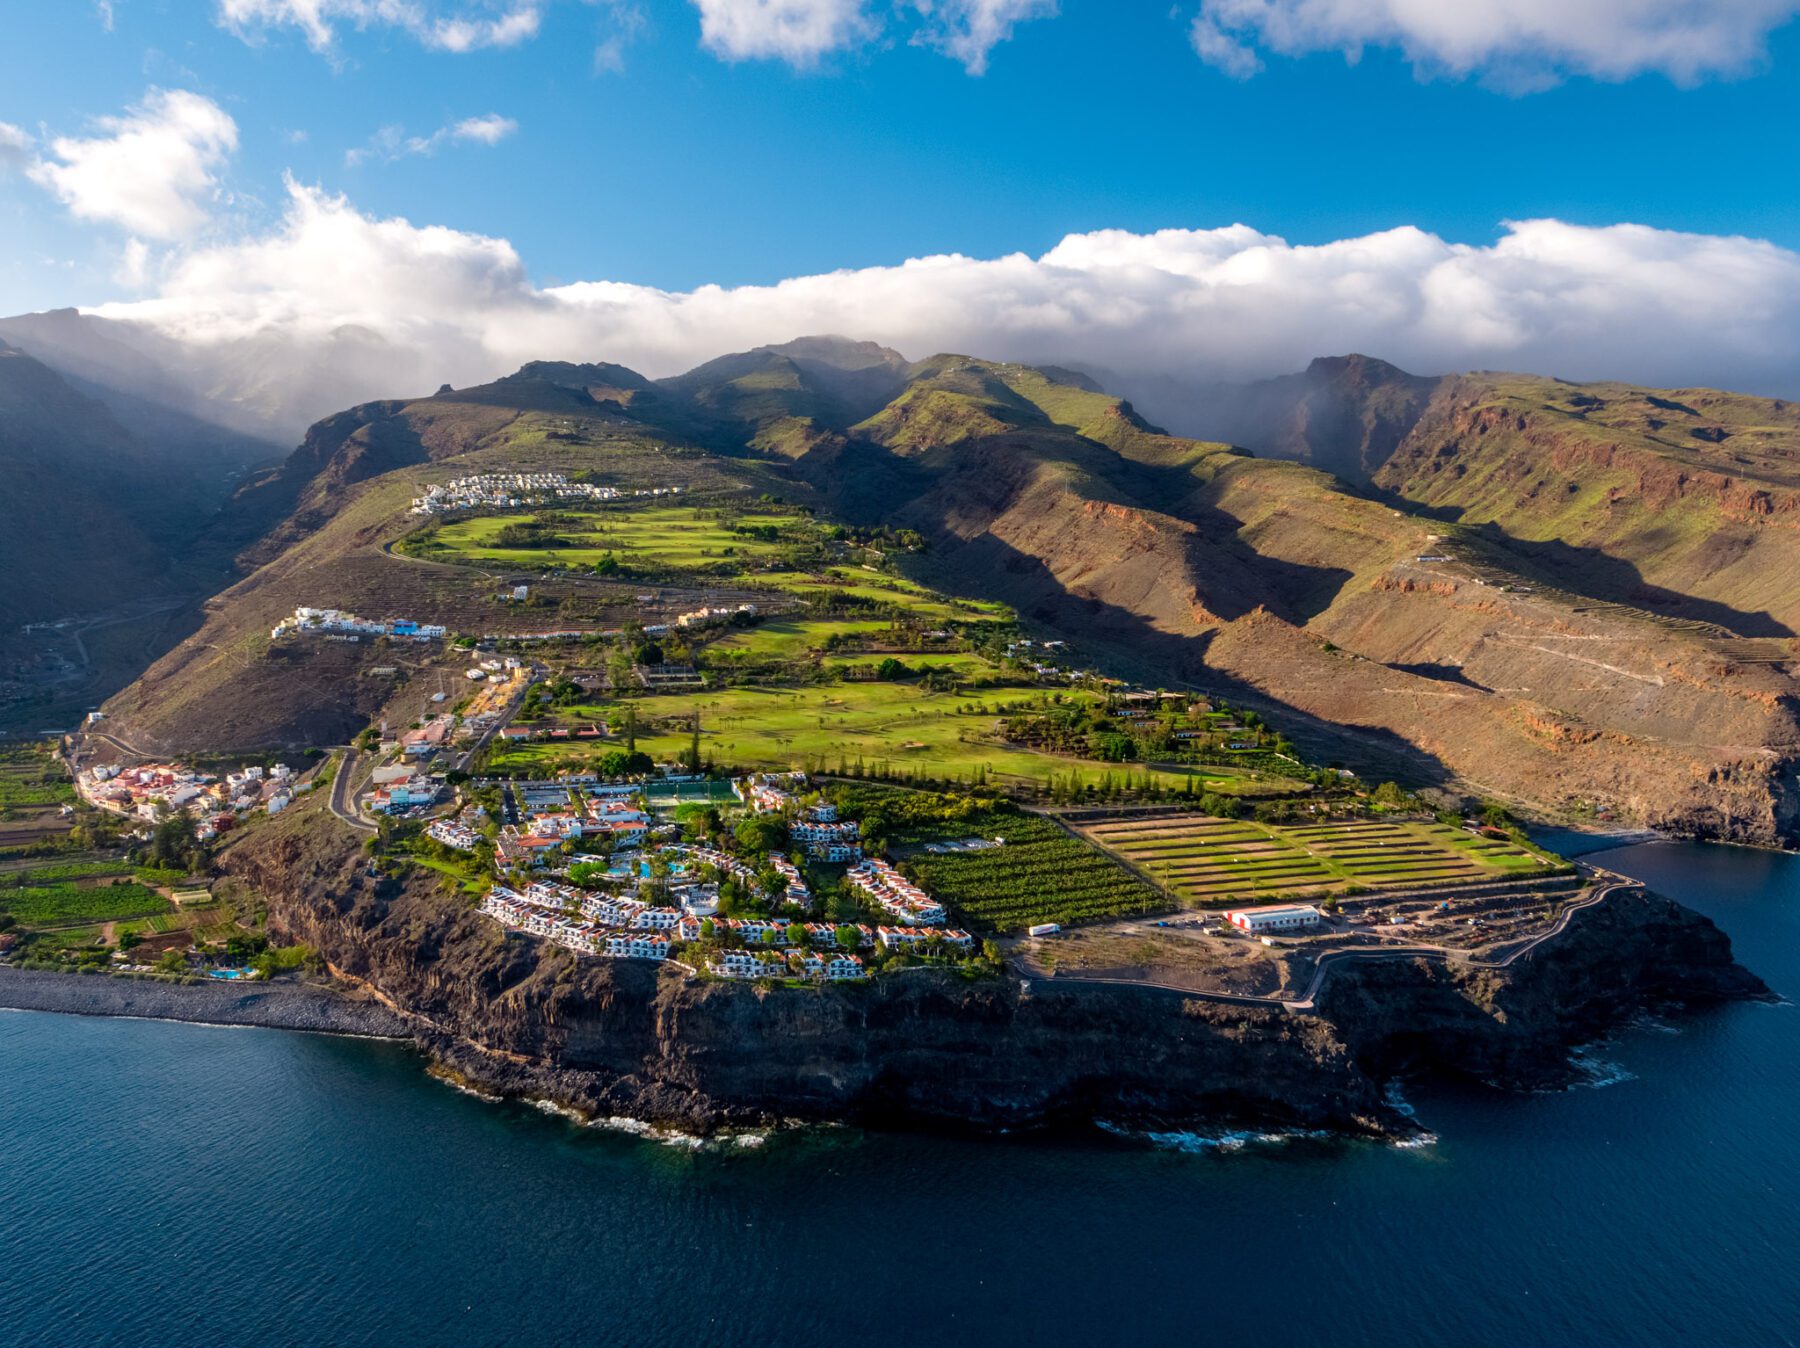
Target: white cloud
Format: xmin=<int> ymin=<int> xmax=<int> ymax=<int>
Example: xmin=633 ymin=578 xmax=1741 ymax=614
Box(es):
xmin=96 ymin=1 xmax=117 ymax=32
xmin=1190 ymin=0 xmax=1800 ymax=88
xmin=115 ymin=238 xmax=153 ymax=289
xmin=908 ymin=0 xmax=1057 ymax=73
xmin=449 ymin=112 xmax=518 ymax=144
xmin=591 ymin=0 xmax=647 ymax=73
xmin=690 ymin=0 xmax=1054 ymax=67
xmin=27 ymin=89 xmax=237 ymax=240
xmin=345 ymin=112 xmax=518 ymax=164
xmin=691 ymin=0 xmax=877 ymax=64
xmin=84 ymin=182 xmax=1800 ymax=439
xmin=217 ymin=0 xmax=542 ymax=54
xmin=0 ymin=122 xmax=32 ymax=175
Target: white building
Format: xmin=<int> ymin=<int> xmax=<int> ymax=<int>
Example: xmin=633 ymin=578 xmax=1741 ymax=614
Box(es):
xmin=427 ymin=818 xmax=483 ymax=851
xmin=846 ymin=859 xmax=946 ymax=925
xmin=1226 ymin=904 xmax=1322 ymax=935
xmin=602 ymin=933 xmax=671 ymax=961
xmin=877 ymin=926 xmax=974 ymax=953
xmin=789 ymin=817 xmax=863 ymax=863
xmin=768 ymin=853 xmax=812 ymax=909
xmin=708 ymin=951 xmax=785 ymax=980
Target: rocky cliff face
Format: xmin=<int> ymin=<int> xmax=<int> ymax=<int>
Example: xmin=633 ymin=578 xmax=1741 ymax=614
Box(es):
xmin=1197 ymin=354 xmax=1438 ymax=485
xmin=219 ymin=804 xmax=1768 ymax=1138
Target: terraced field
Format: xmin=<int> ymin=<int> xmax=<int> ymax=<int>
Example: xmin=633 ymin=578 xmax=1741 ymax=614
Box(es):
xmin=1077 ymin=814 xmax=1563 ymax=907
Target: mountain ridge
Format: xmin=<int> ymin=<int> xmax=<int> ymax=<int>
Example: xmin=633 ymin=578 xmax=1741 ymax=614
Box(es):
xmin=76 ymin=339 xmax=1800 ymax=845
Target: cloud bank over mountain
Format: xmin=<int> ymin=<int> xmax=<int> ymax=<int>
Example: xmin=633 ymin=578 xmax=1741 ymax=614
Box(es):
xmin=72 ymin=174 xmax=1800 ymax=437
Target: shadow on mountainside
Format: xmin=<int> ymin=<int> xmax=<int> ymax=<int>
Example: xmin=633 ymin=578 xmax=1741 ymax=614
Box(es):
xmin=907 ymin=534 xmax=1459 ymax=795
xmin=1461 ymin=523 xmax=1794 ymax=638
xmin=1360 ymin=484 xmax=1794 ymax=638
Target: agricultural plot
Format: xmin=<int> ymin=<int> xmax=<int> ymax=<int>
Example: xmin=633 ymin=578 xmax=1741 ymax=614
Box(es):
xmin=0 ymin=881 xmax=173 ymax=928
xmin=0 ymin=743 xmax=74 ymax=809
xmin=899 ymin=812 xmax=1167 ymax=931
xmin=0 ymin=860 xmax=134 ymax=885
xmin=1079 ymin=814 xmax=1563 ymax=908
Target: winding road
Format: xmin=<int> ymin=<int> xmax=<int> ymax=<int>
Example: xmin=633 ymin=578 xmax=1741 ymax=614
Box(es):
xmin=327 ymin=749 xmax=376 ymax=833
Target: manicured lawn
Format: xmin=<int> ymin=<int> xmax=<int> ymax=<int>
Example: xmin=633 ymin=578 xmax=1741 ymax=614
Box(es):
xmin=743 ymin=571 xmax=993 ymax=622
xmin=426 ymin=505 xmax=806 ymax=570
xmin=416 ymin=503 xmax=1002 ymax=624
xmin=707 ymin=618 xmax=893 ymax=659
xmin=487 ymin=682 xmax=1295 ymax=795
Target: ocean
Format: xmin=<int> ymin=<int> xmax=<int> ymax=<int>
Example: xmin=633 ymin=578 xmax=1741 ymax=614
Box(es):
xmin=2 ymin=839 xmax=1796 ymax=1347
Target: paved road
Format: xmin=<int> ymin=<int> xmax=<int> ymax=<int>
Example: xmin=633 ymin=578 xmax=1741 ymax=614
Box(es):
xmin=327 ymin=749 xmax=376 ymax=833
xmin=1022 ymin=871 xmax=1635 ymax=1014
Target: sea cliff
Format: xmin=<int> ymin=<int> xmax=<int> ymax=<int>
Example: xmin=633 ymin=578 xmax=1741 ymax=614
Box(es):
xmin=195 ymin=814 xmax=1771 ymax=1139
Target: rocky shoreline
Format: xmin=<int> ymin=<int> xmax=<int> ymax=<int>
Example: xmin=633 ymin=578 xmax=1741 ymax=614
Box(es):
xmin=0 ymin=876 xmax=1773 ymax=1143
xmin=222 ymin=804 xmax=1775 ymax=1139
xmin=0 ymin=966 xmax=415 ymax=1038
xmin=9 ymin=804 xmax=1771 ymax=1147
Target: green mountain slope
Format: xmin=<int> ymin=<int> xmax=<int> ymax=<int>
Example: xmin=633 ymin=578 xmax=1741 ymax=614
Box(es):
xmin=90 ymin=340 xmax=1800 ymax=845
xmin=1218 ymin=355 xmax=1800 ymax=638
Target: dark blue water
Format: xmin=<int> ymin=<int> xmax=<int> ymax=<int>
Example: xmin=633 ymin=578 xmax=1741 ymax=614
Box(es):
xmin=3 ymin=840 xmax=1796 ymax=1347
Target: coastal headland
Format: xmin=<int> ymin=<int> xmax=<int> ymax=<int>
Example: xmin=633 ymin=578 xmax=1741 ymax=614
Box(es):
xmin=183 ymin=816 xmax=1770 ymax=1140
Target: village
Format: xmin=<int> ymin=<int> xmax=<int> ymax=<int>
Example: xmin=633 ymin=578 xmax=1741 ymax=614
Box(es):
xmin=444 ymin=770 xmax=977 ymax=983
xmin=270 ymin=606 xmax=448 ymax=643
xmin=409 ymin=473 xmax=684 ymax=515
xmin=75 ymin=760 xmax=318 ymax=841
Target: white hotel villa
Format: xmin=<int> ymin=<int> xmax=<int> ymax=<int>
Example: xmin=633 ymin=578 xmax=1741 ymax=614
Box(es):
xmin=846 ymin=859 xmax=947 ymax=926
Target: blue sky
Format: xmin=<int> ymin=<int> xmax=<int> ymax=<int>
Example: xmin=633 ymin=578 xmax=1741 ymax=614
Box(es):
xmin=7 ymin=0 xmax=1800 ymax=309
xmin=5 ymin=2 xmax=1800 ymax=420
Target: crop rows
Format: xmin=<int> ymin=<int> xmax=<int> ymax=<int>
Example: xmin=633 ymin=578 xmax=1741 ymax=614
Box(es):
xmin=1080 ymin=812 xmax=1553 ymax=908
xmin=900 ymin=816 xmax=1164 ymax=931
xmin=0 ymin=882 xmax=171 ymax=928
